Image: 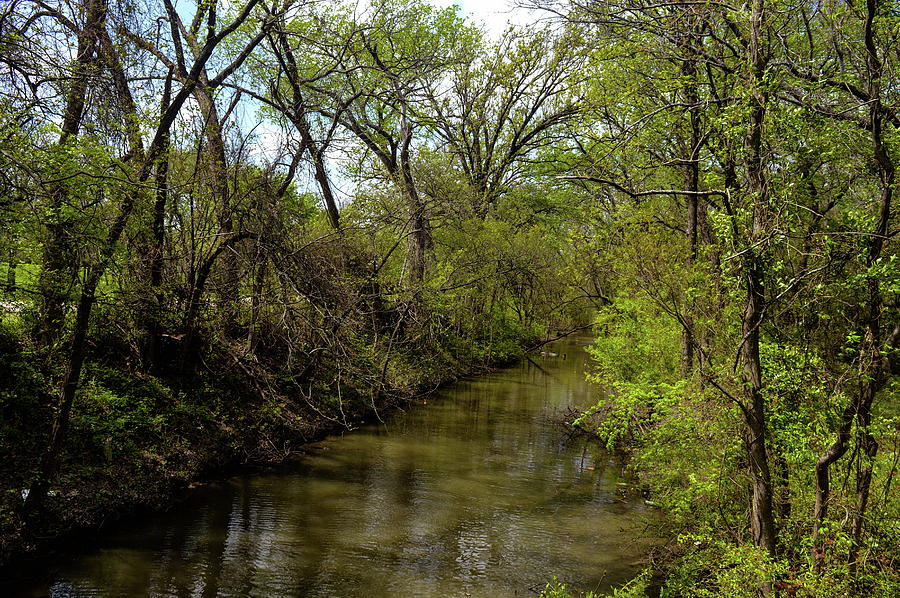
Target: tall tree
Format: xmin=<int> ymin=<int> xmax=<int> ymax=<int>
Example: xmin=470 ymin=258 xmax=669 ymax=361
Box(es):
xmin=779 ymin=0 xmax=900 ymax=563
xmin=538 ymin=0 xmax=797 ymax=556
xmin=24 ymin=0 xmax=280 ymax=514
xmin=426 ymin=26 xmax=582 ymax=216
xmin=281 ymin=0 xmax=471 ymax=283
xmin=35 ymin=0 xmax=109 ymax=349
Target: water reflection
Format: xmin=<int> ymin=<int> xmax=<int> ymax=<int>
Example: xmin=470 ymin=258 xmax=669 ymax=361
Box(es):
xmin=11 ymin=338 xmax=654 ymax=598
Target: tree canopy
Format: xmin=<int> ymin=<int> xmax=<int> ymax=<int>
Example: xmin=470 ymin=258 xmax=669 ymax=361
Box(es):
xmin=0 ymin=0 xmax=896 ymax=595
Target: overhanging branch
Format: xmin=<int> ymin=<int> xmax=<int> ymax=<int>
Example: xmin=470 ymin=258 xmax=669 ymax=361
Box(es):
xmin=555 ymin=175 xmax=727 ymax=198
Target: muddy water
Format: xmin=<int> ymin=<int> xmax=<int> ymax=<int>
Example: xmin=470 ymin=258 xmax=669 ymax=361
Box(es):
xmin=9 ymin=337 xmax=654 ymax=597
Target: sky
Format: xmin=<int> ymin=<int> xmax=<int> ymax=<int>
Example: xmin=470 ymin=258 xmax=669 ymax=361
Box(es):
xmin=252 ymin=0 xmax=541 ymax=187
xmin=434 ymin=0 xmax=534 ymax=36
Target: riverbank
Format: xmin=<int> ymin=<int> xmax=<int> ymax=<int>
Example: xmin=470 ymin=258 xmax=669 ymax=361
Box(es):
xmin=4 ymin=335 xmax=659 ymax=597
xmin=0 ymin=316 xmax=534 ymax=573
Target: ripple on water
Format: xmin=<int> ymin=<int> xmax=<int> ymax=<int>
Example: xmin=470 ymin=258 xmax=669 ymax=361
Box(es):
xmin=9 ymin=338 xmax=656 ymax=598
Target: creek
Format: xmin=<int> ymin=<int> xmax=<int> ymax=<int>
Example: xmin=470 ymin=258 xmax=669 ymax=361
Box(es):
xmin=8 ymin=336 xmax=655 ymax=597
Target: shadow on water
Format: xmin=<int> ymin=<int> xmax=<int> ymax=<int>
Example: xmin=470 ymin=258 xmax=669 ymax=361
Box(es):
xmin=4 ymin=337 xmax=656 ymax=598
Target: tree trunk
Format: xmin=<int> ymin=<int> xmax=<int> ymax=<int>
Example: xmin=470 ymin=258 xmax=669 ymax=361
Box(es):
xmin=146 ymin=71 xmax=173 ymax=368
xmin=268 ymin=24 xmax=341 ymax=230
xmin=741 ymin=0 xmax=777 ymax=556
xmin=25 ymin=265 xmax=102 ymax=514
xmin=36 ymin=0 xmax=108 ymax=348
xmin=848 ymin=0 xmax=895 ymax=565
xmin=400 ymin=115 xmax=428 ymax=284
xmin=813 ymin=401 xmax=853 ymax=547
xmin=310 ymin=142 xmax=341 ymax=230
xmin=193 ymin=87 xmax=239 ymax=332
xmin=247 ymin=253 xmax=267 ymax=353
xmin=679 ymin=37 xmax=701 ymax=377
xmin=5 ymin=249 xmax=16 ymax=292
xmin=296 ymin=114 xmax=340 ymax=230
xmin=741 ymin=282 xmax=777 ymax=555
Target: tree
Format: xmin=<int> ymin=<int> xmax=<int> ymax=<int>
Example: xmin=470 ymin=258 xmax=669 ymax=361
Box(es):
xmin=539 ymin=0 xmax=898 ymax=589
xmin=276 ymin=0 xmax=471 ymax=283
xmin=21 ymin=0 xmax=282 ymax=515
xmin=425 ymin=26 xmax=583 ymax=216
xmin=779 ymin=0 xmax=899 ymax=563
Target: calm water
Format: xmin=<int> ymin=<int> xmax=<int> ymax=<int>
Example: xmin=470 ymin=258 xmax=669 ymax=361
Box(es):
xmin=7 ymin=337 xmax=654 ymax=597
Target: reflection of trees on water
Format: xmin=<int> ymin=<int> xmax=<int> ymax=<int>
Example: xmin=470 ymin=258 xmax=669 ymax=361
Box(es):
xmin=35 ymin=340 xmax=650 ymax=598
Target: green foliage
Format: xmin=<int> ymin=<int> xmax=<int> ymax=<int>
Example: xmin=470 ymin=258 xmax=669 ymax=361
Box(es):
xmin=761 ymin=342 xmax=833 ymax=470
xmin=576 ymin=295 xmax=682 ymax=449
xmin=657 ymin=534 xmax=899 ymax=598
xmin=69 ymin=365 xmax=210 ymax=461
xmin=540 ymin=572 xmax=650 ymax=598
xmin=0 ymin=323 xmax=49 ymax=454
xmin=540 ymin=578 xmax=597 ymax=598
xmin=661 ymin=538 xmax=786 ymax=598
xmin=587 ymin=297 xmax=681 ymax=388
